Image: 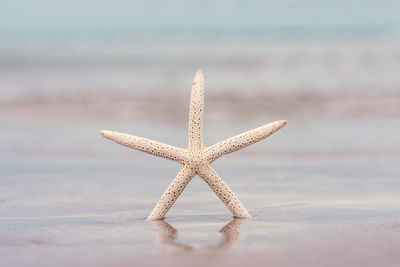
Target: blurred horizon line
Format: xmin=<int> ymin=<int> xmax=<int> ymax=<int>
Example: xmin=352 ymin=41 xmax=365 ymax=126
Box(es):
xmin=1 ymin=25 xmax=400 ymax=44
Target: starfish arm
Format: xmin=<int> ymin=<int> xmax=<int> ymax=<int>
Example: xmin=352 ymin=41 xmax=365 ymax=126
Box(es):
xmin=147 ymin=165 xmax=195 ymax=220
xmin=188 ymin=69 xmax=204 ymax=152
xmin=205 ymin=120 xmax=287 ymax=162
xmin=100 ymin=130 xmax=188 ymax=164
xmin=198 ymin=165 xmax=251 ymax=219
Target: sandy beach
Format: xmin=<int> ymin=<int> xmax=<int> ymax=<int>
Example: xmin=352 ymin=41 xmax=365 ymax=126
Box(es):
xmin=1 ymin=95 xmax=399 ymax=266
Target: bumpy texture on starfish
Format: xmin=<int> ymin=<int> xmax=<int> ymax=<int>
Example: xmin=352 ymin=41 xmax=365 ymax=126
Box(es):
xmin=100 ymin=70 xmax=286 ymax=220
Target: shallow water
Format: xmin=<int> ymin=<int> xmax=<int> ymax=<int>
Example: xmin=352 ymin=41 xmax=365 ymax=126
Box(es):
xmin=1 ymin=105 xmax=399 ymax=266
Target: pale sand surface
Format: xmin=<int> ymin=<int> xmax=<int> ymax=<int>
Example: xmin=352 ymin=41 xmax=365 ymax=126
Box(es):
xmin=0 ymin=102 xmax=399 ymax=266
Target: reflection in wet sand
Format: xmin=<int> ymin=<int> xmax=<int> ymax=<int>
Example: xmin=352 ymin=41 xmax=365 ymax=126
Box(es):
xmin=153 ymin=219 xmax=246 ymax=250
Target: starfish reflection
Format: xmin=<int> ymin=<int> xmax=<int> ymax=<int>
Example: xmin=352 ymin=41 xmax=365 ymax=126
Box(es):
xmin=153 ymin=218 xmax=246 ymax=250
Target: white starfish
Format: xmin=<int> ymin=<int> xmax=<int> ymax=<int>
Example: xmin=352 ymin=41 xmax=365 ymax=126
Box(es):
xmin=100 ymin=70 xmax=286 ymax=220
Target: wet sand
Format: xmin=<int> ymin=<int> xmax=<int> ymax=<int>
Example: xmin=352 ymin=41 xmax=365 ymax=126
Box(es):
xmin=1 ymin=100 xmax=399 ymax=266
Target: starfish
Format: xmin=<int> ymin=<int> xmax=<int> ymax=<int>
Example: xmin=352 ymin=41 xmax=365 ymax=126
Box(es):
xmin=100 ymin=70 xmax=286 ymax=220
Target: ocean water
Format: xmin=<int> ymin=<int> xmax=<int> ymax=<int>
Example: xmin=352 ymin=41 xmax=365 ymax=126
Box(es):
xmin=1 ymin=0 xmax=400 ymax=103
xmin=1 ymin=34 xmax=400 ymax=102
